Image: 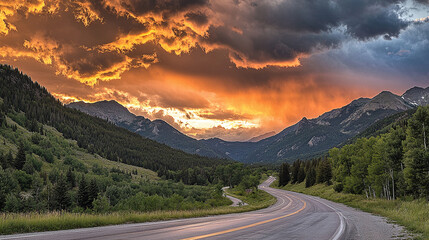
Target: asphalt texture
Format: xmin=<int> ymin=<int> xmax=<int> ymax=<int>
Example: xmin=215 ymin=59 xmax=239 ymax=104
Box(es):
xmin=0 ymin=176 xmax=411 ymax=240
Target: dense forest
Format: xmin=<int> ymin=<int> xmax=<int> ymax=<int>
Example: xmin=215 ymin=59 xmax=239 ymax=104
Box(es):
xmin=279 ymin=106 xmax=429 ymax=201
xmin=0 ymin=65 xmax=265 ymax=213
xmin=0 ymin=65 xmax=229 ymax=173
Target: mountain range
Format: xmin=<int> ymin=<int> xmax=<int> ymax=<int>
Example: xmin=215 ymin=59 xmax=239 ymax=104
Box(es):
xmin=68 ymin=86 xmax=429 ymax=163
xmin=67 ymin=101 xmax=230 ymax=159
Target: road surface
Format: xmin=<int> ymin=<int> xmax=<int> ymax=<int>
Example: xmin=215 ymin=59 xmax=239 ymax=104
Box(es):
xmin=0 ymin=176 xmax=410 ymax=240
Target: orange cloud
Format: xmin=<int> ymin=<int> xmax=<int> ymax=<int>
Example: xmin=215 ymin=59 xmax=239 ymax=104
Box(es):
xmin=0 ymin=0 xmax=59 ymax=35
xmin=73 ymin=1 xmax=103 ymax=26
xmin=1 ymin=0 xmax=409 ymax=141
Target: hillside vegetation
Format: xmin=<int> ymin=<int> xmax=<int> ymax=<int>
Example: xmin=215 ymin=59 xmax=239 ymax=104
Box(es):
xmin=277 ymin=105 xmax=429 ymax=238
xmin=0 ymin=65 xmax=275 ymax=234
xmin=0 ymin=65 xmax=229 ymax=174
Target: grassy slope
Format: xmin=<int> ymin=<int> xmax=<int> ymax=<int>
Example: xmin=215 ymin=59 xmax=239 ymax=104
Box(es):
xmin=276 ymin=182 xmax=428 ymax=239
xmin=224 ymin=187 xmax=276 ymax=207
xmin=0 ymin=187 xmax=276 ymax=235
xmin=1 ymin=116 xmax=159 ymax=181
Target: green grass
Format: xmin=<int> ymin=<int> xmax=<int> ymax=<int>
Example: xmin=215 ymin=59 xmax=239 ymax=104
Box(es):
xmin=276 ymin=181 xmax=428 ymax=239
xmin=0 ymin=189 xmax=276 ymax=235
xmin=0 ymin=116 xmax=159 ymax=181
xmin=225 ymin=187 xmax=276 ymax=207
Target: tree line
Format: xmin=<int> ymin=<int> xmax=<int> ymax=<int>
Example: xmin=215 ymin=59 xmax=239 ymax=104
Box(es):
xmin=330 ymin=106 xmax=429 ymax=200
xmin=279 ymin=106 xmax=429 ymax=201
xmin=278 ymin=157 xmax=332 ymax=188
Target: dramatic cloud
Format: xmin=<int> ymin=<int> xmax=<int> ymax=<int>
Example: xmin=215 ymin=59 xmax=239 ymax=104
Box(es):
xmin=1 ymin=0 xmax=428 ymax=140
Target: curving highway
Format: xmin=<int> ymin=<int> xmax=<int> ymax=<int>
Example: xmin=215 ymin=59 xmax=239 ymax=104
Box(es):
xmin=0 ymin=176 xmax=410 ymax=240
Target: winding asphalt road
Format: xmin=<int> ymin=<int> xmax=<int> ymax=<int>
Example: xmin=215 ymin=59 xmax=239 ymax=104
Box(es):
xmin=0 ymin=176 xmax=410 ymax=240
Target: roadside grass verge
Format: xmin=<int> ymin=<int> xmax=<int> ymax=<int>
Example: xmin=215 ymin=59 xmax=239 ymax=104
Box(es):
xmin=275 ymin=181 xmax=428 ymax=239
xmin=225 ymin=187 xmax=277 ymax=207
xmin=0 ymin=189 xmax=276 ymax=235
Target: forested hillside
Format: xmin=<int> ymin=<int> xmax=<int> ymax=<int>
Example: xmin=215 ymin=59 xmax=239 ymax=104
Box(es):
xmin=279 ymin=106 xmax=429 ymax=200
xmin=0 ymin=65 xmax=228 ymax=173
xmin=0 ymin=110 xmax=230 ymax=213
xmin=0 ymin=65 xmax=267 ymax=214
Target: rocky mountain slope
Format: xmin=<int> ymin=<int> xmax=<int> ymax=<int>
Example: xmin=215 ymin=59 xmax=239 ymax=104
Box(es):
xmin=401 ymin=86 xmax=429 ymax=106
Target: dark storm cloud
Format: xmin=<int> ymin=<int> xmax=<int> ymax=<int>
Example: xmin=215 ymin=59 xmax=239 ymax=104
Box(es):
xmin=202 ymin=0 xmax=411 ymax=67
xmin=113 ymin=0 xmax=208 ymax=17
xmin=184 ymin=11 xmax=208 ymax=25
xmin=338 ymin=0 xmax=408 ymax=39
xmin=61 ymin=49 xmax=126 ymax=76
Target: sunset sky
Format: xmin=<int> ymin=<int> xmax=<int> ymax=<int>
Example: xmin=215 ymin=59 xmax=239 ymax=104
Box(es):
xmin=1 ymin=0 xmax=428 ymax=141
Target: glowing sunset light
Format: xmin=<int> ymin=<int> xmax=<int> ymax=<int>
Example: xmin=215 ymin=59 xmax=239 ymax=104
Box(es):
xmin=1 ymin=0 xmax=428 ymax=141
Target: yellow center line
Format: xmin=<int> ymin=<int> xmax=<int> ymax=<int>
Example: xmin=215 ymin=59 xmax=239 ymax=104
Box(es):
xmin=181 ymin=195 xmax=307 ymax=240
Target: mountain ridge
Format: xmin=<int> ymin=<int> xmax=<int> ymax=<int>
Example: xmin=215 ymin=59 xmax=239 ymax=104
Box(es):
xmin=68 ymin=86 xmax=428 ymax=163
xmin=68 ymin=100 xmax=230 ymax=159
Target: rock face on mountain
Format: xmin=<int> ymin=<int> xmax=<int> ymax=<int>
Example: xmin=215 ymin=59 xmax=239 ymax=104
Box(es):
xmin=67 ymin=86 xmax=427 ymax=163
xmin=67 ymin=101 xmax=229 ymax=159
xmin=402 ymin=86 xmax=429 ymax=106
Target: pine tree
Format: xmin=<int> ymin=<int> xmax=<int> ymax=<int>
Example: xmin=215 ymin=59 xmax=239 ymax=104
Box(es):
xmin=291 ymin=160 xmax=301 ymax=184
xmin=14 ymin=143 xmax=26 ymax=170
xmin=297 ymin=165 xmax=306 ymax=183
xmin=316 ymin=159 xmax=332 ymax=185
xmin=278 ymin=163 xmax=290 ymax=186
xmin=53 ymin=174 xmax=71 ymax=210
xmin=77 ymin=176 xmax=89 ymax=208
xmin=305 ymin=167 xmax=316 ymax=188
xmin=88 ymin=178 xmax=99 ymax=208
xmin=66 ymin=168 xmax=76 ymax=189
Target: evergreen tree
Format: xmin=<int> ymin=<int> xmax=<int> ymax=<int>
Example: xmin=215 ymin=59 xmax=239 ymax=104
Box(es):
xmin=316 ymin=159 xmax=332 ymax=185
xmin=278 ymin=163 xmax=290 ymax=186
xmin=77 ymin=176 xmax=89 ymax=208
xmin=305 ymin=167 xmax=316 ymax=188
xmin=52 ymin=174 xmax=71 ymax=210
xmin=404 ymin=106 xmax=429 ymax=199
xmin=66 ymin=168 xmax=76 ymax=189
xmin=22 ymin=158 xmax=35 ymax=174
xmin=297 ymin=165 xmax=306 ymax=183
xmin=14 ymin=143 xmax=26 ymax=170
xmin=88 ymin=178 xmax=99 ymax=207
xmin=291 ymin=160 xmax=301 ymax=184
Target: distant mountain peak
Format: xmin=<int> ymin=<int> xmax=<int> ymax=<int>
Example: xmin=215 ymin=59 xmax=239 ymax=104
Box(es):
xmin=67 ymin=100 xmax=136 ymax=124
xmin=402 ymin=86 xmax=429 ymax=106
xmin=67 ymin=100 xmax=231 ymax=159
xmin=94 ymin=100 xmax=129 ymax=111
